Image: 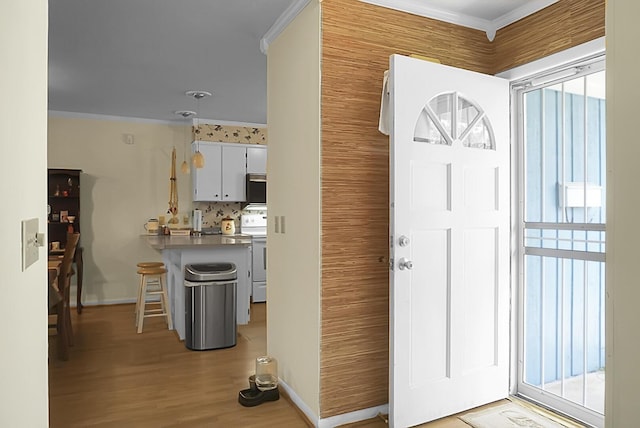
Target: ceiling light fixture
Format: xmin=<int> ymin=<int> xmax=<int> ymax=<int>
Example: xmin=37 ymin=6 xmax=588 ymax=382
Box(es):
xmin=186 ymin=90 xmax=212 ymax=169
xmin=175 ymin=110 xmax=196 ymax=174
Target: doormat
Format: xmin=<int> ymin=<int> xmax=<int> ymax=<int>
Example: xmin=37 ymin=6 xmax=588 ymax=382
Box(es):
xmin=459 ymin=402 xmax=582 ymax=428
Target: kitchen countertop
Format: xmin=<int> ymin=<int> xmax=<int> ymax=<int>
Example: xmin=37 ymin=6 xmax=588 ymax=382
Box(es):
xmin=145 ymin=234 xmax=252 ymax=250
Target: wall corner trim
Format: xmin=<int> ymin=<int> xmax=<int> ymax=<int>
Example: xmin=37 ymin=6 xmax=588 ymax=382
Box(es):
xmin=260 ymin=0 xmax=312 ymax=55
xmin=318 ymin=404 xmax=390 ymax=428
xmin=277 ymin=379 xmax=319 ymax=424
xmin=279 ymin=378 xmax=389 ymax=428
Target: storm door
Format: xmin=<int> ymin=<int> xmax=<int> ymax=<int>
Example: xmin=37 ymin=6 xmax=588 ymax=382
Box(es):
xmin=514 ymin=57 xmax=606 ymax=428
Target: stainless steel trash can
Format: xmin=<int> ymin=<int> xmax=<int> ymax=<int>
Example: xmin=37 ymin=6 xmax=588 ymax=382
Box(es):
xmin=184 ymin=263 xmax=237 ymax=350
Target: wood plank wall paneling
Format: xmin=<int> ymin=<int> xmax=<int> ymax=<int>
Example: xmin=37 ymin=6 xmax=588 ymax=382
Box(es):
xmin=492 ymin=0 xmax=605 ymax=74
xmin=319 ymin=0 xmax=604 ymax=418
xmin=319 ymin=0 xmax=492 ymax=417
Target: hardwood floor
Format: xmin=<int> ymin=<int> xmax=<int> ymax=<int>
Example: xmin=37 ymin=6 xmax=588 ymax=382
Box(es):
xmin=49 ymin=304 xmax=559 ymax=428
xmin=48 ymin=303 xmax=310 ymax=427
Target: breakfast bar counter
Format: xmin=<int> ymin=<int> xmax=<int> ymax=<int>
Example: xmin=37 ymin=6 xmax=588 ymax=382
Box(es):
xmin=144 ymin=234 xmax=252 ymax=340
xmin=146 ymin=234 xmax=252 ymax=250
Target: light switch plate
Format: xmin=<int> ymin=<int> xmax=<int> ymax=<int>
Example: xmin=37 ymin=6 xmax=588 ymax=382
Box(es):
xmin=21 ymin=218 xmax=39 ymax=271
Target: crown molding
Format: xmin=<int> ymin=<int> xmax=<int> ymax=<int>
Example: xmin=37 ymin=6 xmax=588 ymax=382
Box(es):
xmin=360 ymin=0 xmax=558 ymax=41
xmin=491 ymin=0 xmax=558 ymax=37
xmin=48 ymin=110 xmax=182 ymax=125
xmin=362 ymin=0 xmax=490 ymax=33
xmin=48 ymin=110 xmax=266 ymax=128
xmin=260 ymin=0 xmax=311 ymax=54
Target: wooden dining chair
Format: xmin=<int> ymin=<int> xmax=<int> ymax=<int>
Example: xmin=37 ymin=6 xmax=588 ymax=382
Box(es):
xmin=49 ymin=232 xmax=80 ymax=360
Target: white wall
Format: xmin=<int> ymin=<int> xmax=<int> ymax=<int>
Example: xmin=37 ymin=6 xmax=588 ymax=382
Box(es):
xmin=267 ymin=0 xmax=322 ymax=420
xmin=0 ymin=1 xmax=49 ymax=425
xmin=48 ymin=116 xmax=193 ymax=304
xmin=605 ymin=2 xmax=640 ymax=426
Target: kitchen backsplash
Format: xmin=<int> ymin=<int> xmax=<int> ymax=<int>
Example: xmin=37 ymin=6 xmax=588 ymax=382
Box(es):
xmin=193 ymin=124 xmax=267 ymax=145
xmin=193 ymin=202 xmax=266 ymax=228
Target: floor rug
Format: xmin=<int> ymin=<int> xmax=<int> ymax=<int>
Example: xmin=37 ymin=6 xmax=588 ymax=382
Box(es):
xmin=459 ymin=402 xmax=581 ymax=428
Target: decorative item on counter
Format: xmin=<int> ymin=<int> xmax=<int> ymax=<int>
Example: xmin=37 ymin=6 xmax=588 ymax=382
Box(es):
xmin=167 ymin=147 xmax=179 ymax=224
xmin=52 ymin=212 xmax=60 ymax=222
xmin=144 ymin=218 xmax=159 ymax=235
xmin=169 ymin=228 xmax=191 ymax=236
xmin=221 ymin=216 xmax=235 ymax=235
xmin=192 ymin=209 xmax=203 ymax=236
xmin=60 ymin=210 xmax=69 ymax=223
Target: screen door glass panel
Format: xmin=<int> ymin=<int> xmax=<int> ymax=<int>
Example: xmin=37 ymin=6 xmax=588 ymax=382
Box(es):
xmin=519 ymin=66 xmax=606 ymax=425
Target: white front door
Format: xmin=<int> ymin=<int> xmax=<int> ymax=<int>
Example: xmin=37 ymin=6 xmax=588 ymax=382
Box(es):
xmin=389 ymin=55 xmax=510 ymax=427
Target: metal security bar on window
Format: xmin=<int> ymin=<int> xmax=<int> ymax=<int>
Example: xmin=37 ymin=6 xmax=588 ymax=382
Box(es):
xmin=524 ymin=222 xmax=605 ymax=262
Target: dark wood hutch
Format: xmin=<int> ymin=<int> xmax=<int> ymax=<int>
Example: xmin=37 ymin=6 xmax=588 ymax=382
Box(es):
xmin=48 ymin=168 xmax=85 ymax=313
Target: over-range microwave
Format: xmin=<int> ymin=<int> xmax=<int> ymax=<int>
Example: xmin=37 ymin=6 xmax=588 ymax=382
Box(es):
xmin=245 ymin=173 xmax=266 ymax=205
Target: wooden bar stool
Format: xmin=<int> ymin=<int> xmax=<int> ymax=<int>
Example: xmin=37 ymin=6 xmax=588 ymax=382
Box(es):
xmin=135 ymin=261 xmax=165 ymax=318
xmin=136 ymin=264 xmax=173 ymax=333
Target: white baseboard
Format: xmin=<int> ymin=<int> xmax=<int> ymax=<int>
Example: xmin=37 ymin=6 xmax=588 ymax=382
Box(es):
xmin=278 ymin=378 xmax=389 ymax=428
xmin=277 ymin=379 xmax=319 ymax=424
xmin=318 ymin=404 xmax=389 ymax=428
xmin=70 ymin=298 xmax=137 ymax=308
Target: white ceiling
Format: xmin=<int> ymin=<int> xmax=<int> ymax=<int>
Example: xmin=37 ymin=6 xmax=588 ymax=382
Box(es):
xmin=48 ymin=0 xmax=293 ymax=124
xmin=48 ymin=0 xmax=557 ymax=124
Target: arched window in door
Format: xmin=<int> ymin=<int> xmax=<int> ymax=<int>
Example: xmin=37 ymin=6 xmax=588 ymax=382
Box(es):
xmin=413 ymin=92 xmax=495 ymax=150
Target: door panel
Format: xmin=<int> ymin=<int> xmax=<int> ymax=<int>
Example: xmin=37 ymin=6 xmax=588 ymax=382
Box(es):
xmin=390 ymin=54 xmax=509 ymax=427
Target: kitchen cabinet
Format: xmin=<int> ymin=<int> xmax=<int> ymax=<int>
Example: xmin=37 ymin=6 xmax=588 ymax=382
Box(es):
xmin=192 ymin=142 xmax=247 ymax=202
xmin=247 ymin=145 xmax=267 ymax=174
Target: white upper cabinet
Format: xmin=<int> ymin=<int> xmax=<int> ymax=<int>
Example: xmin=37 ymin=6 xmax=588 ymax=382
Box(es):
xmin=192 ymin=143 xmax=223 ymax=201
xmin=221 ymin=145 xmax=247 ymax=201
xmin=192 ymin=142 xmax=247 ymax=202
xmin=247 ymin=145 xmax=267 ymax=174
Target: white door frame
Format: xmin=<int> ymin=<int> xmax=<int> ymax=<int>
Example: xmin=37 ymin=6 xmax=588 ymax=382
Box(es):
xmin=498 ymin=37 xmax=606 ymax=428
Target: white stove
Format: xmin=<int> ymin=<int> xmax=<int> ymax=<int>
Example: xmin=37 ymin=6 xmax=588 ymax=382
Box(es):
xmin=241 ymin=214 xmax=267 ymax=303
xmin=240 ymin=214 xmax=267 ymax=237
